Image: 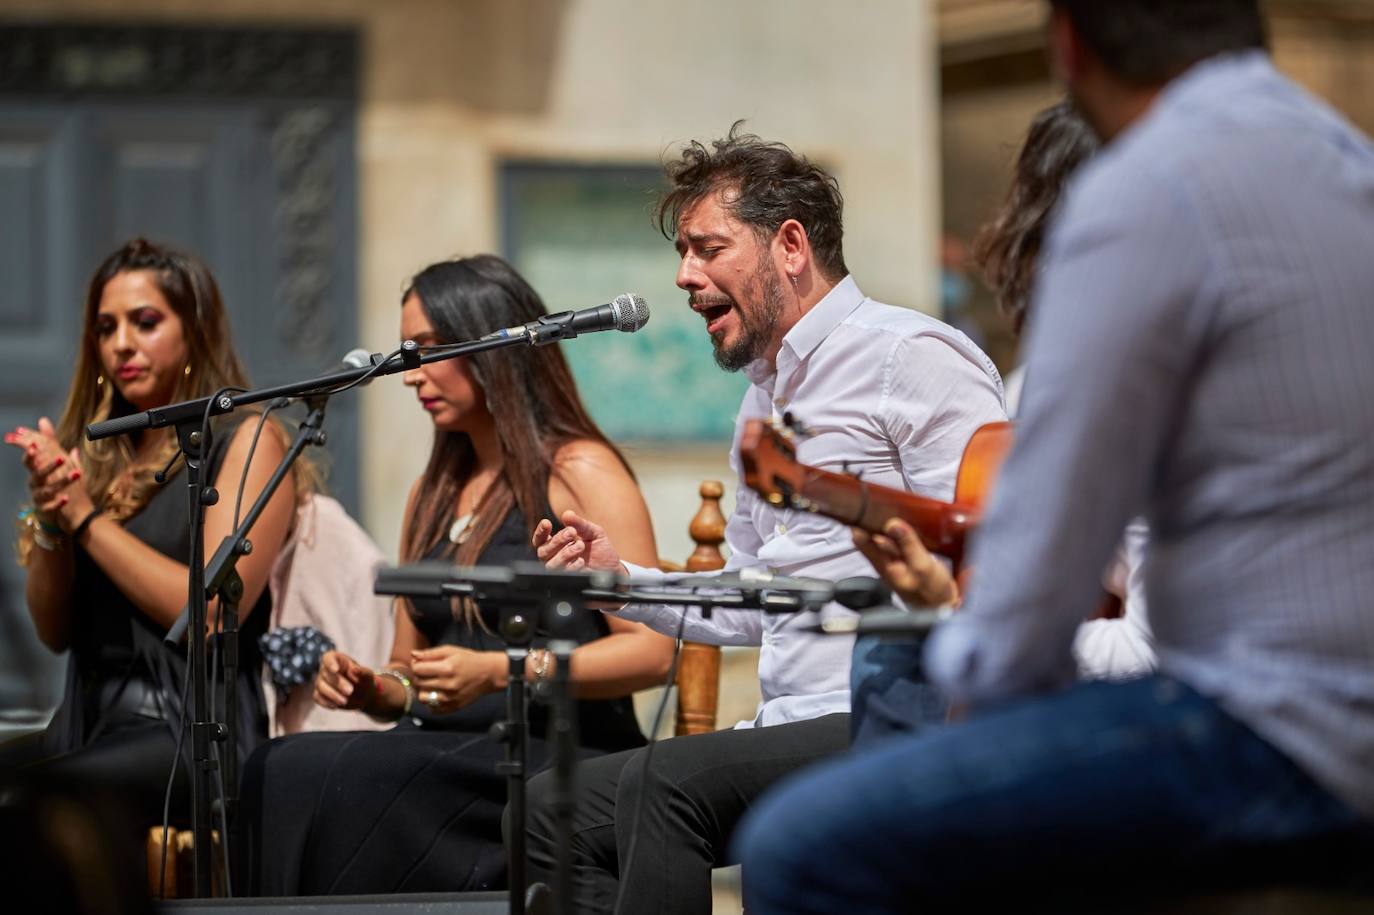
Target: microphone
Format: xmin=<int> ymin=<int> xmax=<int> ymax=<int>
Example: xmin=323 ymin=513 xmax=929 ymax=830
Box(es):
xmin=339 ymin=348 xmax=375 ymax=371
xmin=333 ymin=348 xmax=378 ymax=383
xmin=807 ymin=606 xmax=955 ymax=636
xmin=303 ymin=348 xmax=381 ymax=394
xmin=481 ymin=294 xmax=650 ymax=346
xmin=831 ymin=577 xmax=893 ymax=611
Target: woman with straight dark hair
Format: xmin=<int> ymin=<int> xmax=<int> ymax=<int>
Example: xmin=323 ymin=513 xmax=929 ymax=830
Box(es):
xmin=2 ymin=237 xmax=301 ymax=828
xmin=241 ymin=254 xmax=673 ymax=895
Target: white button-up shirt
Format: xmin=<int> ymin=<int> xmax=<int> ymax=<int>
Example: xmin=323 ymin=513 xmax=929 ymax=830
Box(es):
xmin=621 ymin=276 xmax=1006 ymax=727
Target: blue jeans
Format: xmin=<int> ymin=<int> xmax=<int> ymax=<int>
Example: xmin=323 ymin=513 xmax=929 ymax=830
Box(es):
xmin=736 ymin=675 xmax=1374 ymax=913
xmin=849 ymin=634 xmax=946 ymax=746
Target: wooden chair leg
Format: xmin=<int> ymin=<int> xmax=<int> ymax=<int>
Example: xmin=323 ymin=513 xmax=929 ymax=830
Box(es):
xmin=146 ymin=825 xmax=222 ymax=898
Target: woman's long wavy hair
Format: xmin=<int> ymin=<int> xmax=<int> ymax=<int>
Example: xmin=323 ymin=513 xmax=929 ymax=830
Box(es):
xmin=55 ymin=238 xmax=314 ymax=524
xmin=972 ymin=101 xmax=1099 ymax=333
xmin=399 ymin=255 xmax=629 ymax=626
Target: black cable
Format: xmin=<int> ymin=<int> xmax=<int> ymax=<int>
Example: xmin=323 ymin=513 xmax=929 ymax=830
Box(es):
xmin=613 ymin=609 xmax=691 ymax=914
xmin=309 ymin=345 xmax=405 ymax=398
xmin=215 ymin=391 xmax=289 ymax=896
xmin=212 ymin=395 xmax=288 ymax=896
xmin=208 ymin=606 xmax=233 ymax=895
xmin=156 ymin=647 xmax=193 ymax=899
xmin=232 ymin=399 xmax=283 ymax=532
xmin=153 ymin=385 xmax=245 ymax=898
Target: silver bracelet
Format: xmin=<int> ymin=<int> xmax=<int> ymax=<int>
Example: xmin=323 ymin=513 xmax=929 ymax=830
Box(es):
xmin=375 ymin=668 xmax=415 ymax=717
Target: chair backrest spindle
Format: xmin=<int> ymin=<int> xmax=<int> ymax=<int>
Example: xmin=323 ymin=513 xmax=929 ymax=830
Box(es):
xmin=663 ymin=481 xmax=725 ymax=736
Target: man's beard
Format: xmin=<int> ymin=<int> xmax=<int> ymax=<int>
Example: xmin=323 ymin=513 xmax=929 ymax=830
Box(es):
xmin=709 ymin=256 xmax=787 ymax=373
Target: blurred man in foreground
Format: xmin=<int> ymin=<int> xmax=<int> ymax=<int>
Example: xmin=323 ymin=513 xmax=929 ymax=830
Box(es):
xmin=737 ymin=2 xmax=1374 ymax=909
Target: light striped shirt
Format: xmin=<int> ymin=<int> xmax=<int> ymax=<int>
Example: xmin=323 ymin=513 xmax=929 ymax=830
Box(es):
xmin=621 ymin=276 xmax=1005 ymax=727
xmin=927 ymin=52 xmax=1374 ymax=817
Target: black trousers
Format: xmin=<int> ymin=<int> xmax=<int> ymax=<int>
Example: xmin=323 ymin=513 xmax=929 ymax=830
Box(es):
xmin=524 ymin=712 xmax=850 ymax=915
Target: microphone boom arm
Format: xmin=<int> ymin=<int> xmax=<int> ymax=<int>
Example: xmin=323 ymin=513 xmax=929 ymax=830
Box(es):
xmin=86 ymin=334 xmax=526 ymax=441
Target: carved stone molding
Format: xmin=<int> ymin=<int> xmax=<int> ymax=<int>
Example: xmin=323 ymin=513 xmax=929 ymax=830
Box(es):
xmin=270 ymin=106 xmax=338 ymax=359
xmin=0 ymin=23 xmax=358 ymax=360
xmin=0 ymin=23 xmax=358 ymax=101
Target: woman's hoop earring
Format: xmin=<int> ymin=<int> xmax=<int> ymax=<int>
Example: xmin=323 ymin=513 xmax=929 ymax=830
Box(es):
xmin=96 ymin=374 xmax=105 ymax=386
xmin=184 ymin=363 xmax=192 ymax=376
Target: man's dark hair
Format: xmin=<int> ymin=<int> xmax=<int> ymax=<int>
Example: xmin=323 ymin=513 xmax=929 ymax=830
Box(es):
xmin=656 ymin=121 xmax=848 ymax=281
xmin=1051 ymin=0 xmax=1267 ymax=86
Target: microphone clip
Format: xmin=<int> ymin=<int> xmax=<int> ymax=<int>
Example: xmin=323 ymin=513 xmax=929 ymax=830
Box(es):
xmin=526 ymin=311 xmax=579 ymax=346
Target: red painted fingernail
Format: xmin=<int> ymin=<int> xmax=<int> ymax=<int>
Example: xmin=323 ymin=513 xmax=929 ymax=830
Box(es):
xmin=68 ymin=469 xmax=81 ymax=481
xmin=58 ymin=495 xmax=69 ymax=507
xmin=53 ymin=456 xmax=64 ymax=467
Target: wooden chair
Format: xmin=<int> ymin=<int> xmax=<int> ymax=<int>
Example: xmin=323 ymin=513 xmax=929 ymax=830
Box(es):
xmin=659 ymin=480 xmax=727 ymax=737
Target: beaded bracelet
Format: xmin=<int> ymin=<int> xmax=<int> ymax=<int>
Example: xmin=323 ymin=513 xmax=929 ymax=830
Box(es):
xmin=17 ymin=506 xmax=62 ymax=551
xmin=375 ymin=667 xmax=415 ymax=717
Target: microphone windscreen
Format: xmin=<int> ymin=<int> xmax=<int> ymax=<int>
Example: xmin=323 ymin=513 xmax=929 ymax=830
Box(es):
xmin=832 ymin=576 xmax=893 ymax=611
xmin=611 ymin=293 xmax=650 ymax=332
xmin=341 ymin=348 xmax=373 ymax=370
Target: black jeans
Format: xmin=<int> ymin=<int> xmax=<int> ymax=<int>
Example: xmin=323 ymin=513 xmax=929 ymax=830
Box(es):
xmin=523 ymin=712 xmax=850 ymax=915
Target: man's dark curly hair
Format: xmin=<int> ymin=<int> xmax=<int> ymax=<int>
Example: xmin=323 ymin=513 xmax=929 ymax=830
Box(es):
xmin=656 ymin=121 xmax=848 ymax=281
xmin=1051 ymin=0 xmax=1266 ymax=86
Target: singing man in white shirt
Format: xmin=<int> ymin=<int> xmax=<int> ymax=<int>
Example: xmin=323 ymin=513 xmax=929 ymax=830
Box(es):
xmin=521 ymin=123 xmax=1006 ymax=915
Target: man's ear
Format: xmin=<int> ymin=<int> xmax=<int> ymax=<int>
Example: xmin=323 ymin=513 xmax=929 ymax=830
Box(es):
xmin=775 ymin=219 xmax=809 ymax=277
xmin=1048 ymin=7 xmax=1085 ymax=84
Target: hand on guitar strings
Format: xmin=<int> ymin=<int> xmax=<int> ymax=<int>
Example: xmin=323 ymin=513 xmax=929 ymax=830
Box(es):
xmin=852 ymin=519 xmax=960 ymax=609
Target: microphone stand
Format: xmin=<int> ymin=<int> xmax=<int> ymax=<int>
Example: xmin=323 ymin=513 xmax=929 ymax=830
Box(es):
xmin=373 ymin=562 xmax=868 ymax=915
xmin=376 ymin=563 xmax=620 ymax=915
xmin=151 ymin=394 xmax=331 ymax=896
xmin=170 ymin=407 xmax=215 ymax=896
xmin=491 ymin=606 xmax=533 ymax=915
xmin=84 ymin=336 xmax=529 ymax=899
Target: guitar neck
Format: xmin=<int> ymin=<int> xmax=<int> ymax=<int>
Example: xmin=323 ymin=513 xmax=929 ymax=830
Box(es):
xmin=794 ymin=468 xmax=978 ymax=560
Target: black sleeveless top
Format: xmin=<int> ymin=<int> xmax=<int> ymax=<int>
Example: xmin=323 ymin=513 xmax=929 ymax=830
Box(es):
xmin=406 ymin=505 xmax=646 ymax=754
xmin=51 ymin=416 xmax=269 ymax=756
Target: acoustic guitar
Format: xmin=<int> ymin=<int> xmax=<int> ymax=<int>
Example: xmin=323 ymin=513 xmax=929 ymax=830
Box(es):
xmin=739 ymin=419 xmax=1012 ymax=574
xmin=740 ymin=418 xmax=1122 ymax=620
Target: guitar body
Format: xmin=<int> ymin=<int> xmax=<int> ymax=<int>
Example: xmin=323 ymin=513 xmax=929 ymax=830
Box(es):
xmin=954 ymin=422 xmax=1013 ymax=507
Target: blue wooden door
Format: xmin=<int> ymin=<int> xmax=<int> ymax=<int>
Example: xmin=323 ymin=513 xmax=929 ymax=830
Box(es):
xmin=0 ymin=24 xmax=360 ymax=718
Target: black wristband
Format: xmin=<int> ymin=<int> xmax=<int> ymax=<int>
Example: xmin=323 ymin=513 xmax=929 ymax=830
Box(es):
xmin=71 ymin=508 xmax=104 ymax=543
